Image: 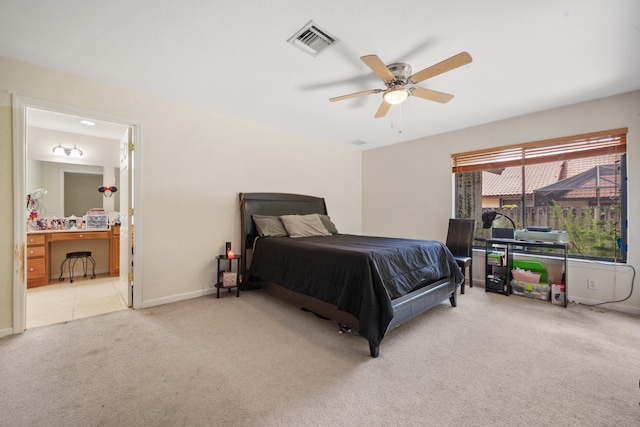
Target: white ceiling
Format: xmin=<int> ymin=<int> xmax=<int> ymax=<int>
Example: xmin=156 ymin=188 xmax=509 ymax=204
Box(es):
xmin=27 ymin=109 xmax=128 ymax=140
xmin=2 ymin=0 xmax=639 ymax=150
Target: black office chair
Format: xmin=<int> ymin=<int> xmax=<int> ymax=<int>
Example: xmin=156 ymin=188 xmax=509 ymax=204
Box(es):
xmin=446 ymin=218 xmax=476 ymax=294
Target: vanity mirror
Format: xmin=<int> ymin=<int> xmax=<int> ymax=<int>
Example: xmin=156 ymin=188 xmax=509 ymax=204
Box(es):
xmin=27 ymin=160 xmax=119 ymax=217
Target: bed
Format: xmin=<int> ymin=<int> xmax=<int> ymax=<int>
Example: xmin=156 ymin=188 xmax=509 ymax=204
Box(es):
xmin=239 ymin=192 xmax=464 ymax=357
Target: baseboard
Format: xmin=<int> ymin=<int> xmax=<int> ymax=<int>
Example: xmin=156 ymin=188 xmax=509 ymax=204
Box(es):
xmin=570 ymin=297 xmax=640 ymax=316
xmin=50 ymin=267 xmax=110 ymax=280
xmin=139 ymin=287 xmax=217 ymax=309
xmin=472 ymin=280 xmax=639 ymax=315
xmin=0 ymin=327 xmax=14 ymax=338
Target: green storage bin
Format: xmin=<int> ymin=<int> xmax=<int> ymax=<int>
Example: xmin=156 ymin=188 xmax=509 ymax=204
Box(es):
xmin=487 ymin=252 xmax=504 ymax=266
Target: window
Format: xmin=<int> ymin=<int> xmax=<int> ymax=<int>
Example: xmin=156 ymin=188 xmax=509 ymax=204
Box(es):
xmin=452 ymin=129 xmax=627 ymax=262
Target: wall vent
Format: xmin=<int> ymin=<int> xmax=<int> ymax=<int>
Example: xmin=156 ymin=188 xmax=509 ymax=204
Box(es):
xmin=287 ymin=21 xmax=339 ymax=57
xmin=348 ymin=140 xmax=368 ymax=146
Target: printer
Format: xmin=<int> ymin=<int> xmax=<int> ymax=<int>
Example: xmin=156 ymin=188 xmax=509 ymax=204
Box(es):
xmin=513 ymin=226 xmax=569 ymax=243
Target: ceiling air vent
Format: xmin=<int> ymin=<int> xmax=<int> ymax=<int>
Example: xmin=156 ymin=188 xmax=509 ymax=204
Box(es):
xmin=287 ymin=21 xmax=339 ymax=57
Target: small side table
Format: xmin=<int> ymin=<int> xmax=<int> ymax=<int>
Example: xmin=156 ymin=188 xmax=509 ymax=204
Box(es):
xmin=215 ymin=254 xmax=242 ymax=298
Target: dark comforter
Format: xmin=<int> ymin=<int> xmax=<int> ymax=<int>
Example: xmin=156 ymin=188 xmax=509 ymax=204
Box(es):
xmin=249 ymin=234 xmax=464 ymax=349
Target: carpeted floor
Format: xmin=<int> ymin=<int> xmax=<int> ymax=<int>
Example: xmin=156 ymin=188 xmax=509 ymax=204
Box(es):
xmin=1 ymin=285 xmax=639 ymax=426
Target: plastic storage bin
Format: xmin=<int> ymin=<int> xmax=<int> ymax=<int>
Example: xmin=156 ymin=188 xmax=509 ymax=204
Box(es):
xmin=487 ymin=252 xmax=505 ymax=266
xmin=512 ymin=260 xmax=547 ymax=282
xmin=86 ymin=214 xmax=108 ymax=230
xmin=510 ymin=280 xmax=550 ymax=300
xmin=511 ymin=268 xmax=541 ymax=283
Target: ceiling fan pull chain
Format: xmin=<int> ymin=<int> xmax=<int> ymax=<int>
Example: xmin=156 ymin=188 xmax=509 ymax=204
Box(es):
xmin=391 ymin=104 xmax=403 ymax=134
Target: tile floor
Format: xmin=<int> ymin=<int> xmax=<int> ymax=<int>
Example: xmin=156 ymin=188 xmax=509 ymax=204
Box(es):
xmin=27 ymin=275 xmax=128 ymax=329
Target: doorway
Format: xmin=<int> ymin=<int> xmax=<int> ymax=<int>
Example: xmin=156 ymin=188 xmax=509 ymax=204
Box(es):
xmin=12 ymin=96 xmax=140 ymax=333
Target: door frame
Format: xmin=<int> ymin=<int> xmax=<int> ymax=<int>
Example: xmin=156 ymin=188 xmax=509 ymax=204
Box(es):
xmin=12 ymin=95 xmax=142 ymax=333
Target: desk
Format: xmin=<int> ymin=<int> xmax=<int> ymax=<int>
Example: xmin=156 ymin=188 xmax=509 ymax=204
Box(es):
xmin=485 ymin=238 xmax=568 ymax=307
xmin=27 ymin=227 xmax=120 ymax=288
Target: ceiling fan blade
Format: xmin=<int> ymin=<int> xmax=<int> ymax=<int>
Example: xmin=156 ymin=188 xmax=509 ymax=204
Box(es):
xmin=360 ymin=55 xmax=395 ymax=81
xmin=410 ymin=87 xmax=455 ymax=104
xmin=329 ymin=89 xmax=382 ymax=102
xmin=374 ymin=101 xmax=391 ymax=118
xmin=409 ymin=51 xmax=472 ymax=83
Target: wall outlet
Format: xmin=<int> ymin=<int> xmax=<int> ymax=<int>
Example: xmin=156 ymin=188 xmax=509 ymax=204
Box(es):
xmin=588 ymin=279 xmax=598 ymax=290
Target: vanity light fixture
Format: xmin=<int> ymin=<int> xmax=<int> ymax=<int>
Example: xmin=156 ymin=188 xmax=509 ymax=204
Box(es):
xmin=52 ymin=143 xmax=83 ymax=157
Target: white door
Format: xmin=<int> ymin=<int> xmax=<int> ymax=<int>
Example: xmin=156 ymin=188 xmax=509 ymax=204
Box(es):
xmin=118 ymin=127 xmax=133 ymax=307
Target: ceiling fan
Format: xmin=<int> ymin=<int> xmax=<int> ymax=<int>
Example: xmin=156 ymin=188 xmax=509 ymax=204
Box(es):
xmin=329 ymin=51 xmax=472 ymax=118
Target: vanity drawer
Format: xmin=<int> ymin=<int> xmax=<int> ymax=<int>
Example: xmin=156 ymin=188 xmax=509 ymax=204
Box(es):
xmin=49 ymin=231 xmax=108 ymax=242
xmin=27 ymin=258 xmax=46 ymax=280
xmin=27 ymin=234 xmax=46 ymax=246
xmin=27 ymin=246 xmax=45 ymax=258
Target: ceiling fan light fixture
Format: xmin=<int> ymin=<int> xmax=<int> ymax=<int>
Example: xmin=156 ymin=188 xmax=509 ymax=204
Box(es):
xmin=383 ymin=87 xmax=409 ymax=105
xmin=330 ymin=51 xmax=472 ymax=118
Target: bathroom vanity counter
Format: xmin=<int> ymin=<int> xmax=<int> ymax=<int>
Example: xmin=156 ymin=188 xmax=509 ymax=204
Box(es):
xmin=26 ymin=226 xmax=120 ymax=287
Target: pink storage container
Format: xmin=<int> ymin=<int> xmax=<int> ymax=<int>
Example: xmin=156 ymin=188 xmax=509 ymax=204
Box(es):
xmin=511 ymin=268 xmax=541 ymax=283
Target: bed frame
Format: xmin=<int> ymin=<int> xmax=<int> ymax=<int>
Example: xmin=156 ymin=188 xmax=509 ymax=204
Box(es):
xmin=239 ymin=192 xmax=459 ymax=357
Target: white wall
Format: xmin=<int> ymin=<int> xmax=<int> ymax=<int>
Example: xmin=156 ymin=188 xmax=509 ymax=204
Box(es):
xmin=363 ymin=91 xmax=640 ymax=314
xmin=0 ymin=55 xmax=362 ymax=332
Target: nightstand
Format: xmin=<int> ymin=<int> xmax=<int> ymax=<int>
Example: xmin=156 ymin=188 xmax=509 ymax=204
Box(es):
xmin=215 ymin=254 xmax=242 ymax=298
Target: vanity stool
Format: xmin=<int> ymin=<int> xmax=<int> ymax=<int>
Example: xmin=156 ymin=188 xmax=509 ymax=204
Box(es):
xmin=59 ymin=251 xmax=96 ymax=283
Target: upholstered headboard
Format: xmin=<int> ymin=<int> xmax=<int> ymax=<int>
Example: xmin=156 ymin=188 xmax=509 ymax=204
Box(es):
xmin=238 ymin=192 xmax=328 ymax=282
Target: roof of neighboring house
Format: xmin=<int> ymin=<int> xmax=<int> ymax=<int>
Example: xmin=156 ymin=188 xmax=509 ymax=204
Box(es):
xmin=482 ymin=154 xmax=619 ymax=197
xmin=535 ymin=164 xmax=620 ymax=200
xmin=483 ymin=162 xmax=562 ymax=197
xmin=561 ymin=154 xmax=619 ymax=180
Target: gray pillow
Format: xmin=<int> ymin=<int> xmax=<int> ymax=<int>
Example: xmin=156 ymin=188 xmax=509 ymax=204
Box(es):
xmin=252 ymin=214 xmax=288 ymax=237
xmin=319 ymin=214 xmax=338 ymax=234
xmin=279 ymin=214 xmax=330 ymax=238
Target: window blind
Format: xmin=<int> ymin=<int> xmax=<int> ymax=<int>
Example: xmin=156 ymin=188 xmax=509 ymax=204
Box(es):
xmin=451 ymin=128 xmax=627 ymax=173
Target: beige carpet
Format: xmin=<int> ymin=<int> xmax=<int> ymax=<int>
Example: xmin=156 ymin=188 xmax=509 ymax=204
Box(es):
xmin=1 ymin=285 xmax=639 ymax=426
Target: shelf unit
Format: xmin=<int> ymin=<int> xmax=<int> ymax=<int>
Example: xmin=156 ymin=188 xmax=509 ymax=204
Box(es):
xmin=215 ymin=254 xmax=242 ymax=298
xmin=485 ymin=238 xmax=568 ymax=307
